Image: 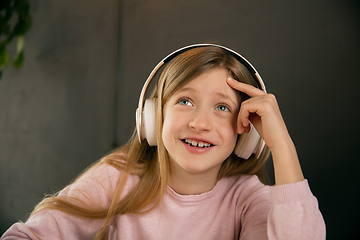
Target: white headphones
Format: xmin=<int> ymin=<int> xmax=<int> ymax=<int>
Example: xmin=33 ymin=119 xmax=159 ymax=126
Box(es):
xmin=136 ymin=43 xmax=266 ymax=159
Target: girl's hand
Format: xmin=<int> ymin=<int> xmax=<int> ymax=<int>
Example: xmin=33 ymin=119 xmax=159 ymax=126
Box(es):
xmin=226 ymin=77 xmax=304 ymax=185
xmin=226 ymin=77 xmax=290 ymax=152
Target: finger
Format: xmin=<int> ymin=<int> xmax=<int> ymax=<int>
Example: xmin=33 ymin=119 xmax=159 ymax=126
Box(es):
xmin=238 ymin=100 xmax=263 ymax=131
xmin=239 ymin=98 xmax=265 ymax=123
xmin=237 ymin=102 xmax=253 ymax=134
xmin=237 ymin=111 xmax=255 ymax=134
xmin=226 ymin=77 xmax=265 ymax=98
xmin=237 ymin=120 xmax=251 ymax=134
xmin=239 ymin=94 xmax=281 ymax=135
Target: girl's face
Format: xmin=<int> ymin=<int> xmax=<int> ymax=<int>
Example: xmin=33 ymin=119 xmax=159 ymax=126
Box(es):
xmin=162 ymin=67 xmax=240 ymax=180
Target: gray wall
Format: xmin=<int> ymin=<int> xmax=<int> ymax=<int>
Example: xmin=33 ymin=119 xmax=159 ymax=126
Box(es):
xmin=1 ymin=0 xmax=359 ymax=239
xmin=0 ymin=0 xmax=119 ymax=232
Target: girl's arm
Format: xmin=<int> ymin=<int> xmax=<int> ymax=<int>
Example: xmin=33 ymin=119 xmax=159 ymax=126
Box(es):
xmin=227 ymin=78 xmax=326 ymax=239
xmin=2 ymin=209 xmax=106 ymax=240
xmin=1 ymin=163 xmax=131 ymax=240
xmin=227 ymin=77 xmax=304 ymax=185
xmin=238 ymin=178 xmax=326 ymax=240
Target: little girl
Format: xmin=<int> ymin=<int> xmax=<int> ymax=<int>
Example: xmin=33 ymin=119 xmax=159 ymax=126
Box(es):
xmin=1 ymin=44 xmax=326 ymax=239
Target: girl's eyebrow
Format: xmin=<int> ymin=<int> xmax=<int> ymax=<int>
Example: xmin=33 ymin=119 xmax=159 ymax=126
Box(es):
xmin=177 ymin=87 xmax=238 ymax=107
xmin=177 ymin=86 xmax=196 ymax=93
xmin=215 ymin=92 xmax=238 ymax=107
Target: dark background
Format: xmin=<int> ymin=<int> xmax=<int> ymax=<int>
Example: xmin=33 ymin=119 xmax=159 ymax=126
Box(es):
xmin=1 ymin=0 xmax=359 ymax=239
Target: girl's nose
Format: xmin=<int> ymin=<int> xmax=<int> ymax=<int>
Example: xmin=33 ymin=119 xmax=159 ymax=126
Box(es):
xmin=189 ymin=109 xmax=213 ymax=132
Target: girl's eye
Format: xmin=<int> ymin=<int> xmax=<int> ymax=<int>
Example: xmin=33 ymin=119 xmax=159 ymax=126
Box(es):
xmin=178 ymin=98 xmax=192 ymax=106
xmin=216 ymin=105 xmax=230 ymax=112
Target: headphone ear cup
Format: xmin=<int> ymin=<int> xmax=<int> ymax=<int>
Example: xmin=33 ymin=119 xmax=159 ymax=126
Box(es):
xmin=234 ymin=123 xmax=261 ymax=159
xmin=142 ymin=99 xmax=157 ymax=146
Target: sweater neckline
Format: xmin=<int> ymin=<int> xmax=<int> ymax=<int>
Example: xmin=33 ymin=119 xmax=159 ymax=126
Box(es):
xmin=166 ymin=178 xmax=226 ymax=203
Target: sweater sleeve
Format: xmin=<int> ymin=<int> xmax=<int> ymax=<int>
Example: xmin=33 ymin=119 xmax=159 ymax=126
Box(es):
xmin=267 ymin=180 xmax=326 ymax=240
xmin=238 ymin=178 xmax=325 ymax=240
xmin=1 ymin=163 xmax=138 ymax=240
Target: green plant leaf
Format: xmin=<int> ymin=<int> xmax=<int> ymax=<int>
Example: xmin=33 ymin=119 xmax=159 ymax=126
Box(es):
xmin=0 ymin=47 xmax=10 ymax=70
xmin=0 ymin=0 xmax=13 ymax=10
xmin=13 ymin=50 xmax=23 ymax=68
xmin=13 ymin=35 xmax=24 ymax=68
xmin=16 ymin=35 xmax=24 ymax=52
xmin=0 ymin=18 xmax=11 ymax=36
xmin=13 ymin=15 xmax=32 ymax=36
xmin=0 ymin=0 xmax=31 ymax=80
xmin=4 ymin=5 xmax=14 ymax=22
xmin=14 ymin=0 xmax=30 ymax=14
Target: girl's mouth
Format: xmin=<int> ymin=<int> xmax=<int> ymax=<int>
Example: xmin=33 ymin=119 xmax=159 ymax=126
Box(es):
xmin=182 ymin=139 xmax=214 ymax=148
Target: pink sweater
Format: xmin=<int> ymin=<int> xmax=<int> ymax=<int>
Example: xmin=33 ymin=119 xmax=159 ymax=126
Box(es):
xmin=1 ymin=163 xmax=326 ymax=239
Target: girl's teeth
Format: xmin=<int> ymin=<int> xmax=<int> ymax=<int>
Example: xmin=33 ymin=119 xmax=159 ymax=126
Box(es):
xmin=184 ymin=139 xmax=210 ymax=148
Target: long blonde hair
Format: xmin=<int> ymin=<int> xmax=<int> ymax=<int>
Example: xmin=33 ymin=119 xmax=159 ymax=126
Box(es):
xmin=30 ymin=46 xmax=270 ymax=239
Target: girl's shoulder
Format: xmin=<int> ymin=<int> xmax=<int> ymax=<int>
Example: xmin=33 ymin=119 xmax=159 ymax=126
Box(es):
xmin=225 ymin=174 xmax=269 ymax=194
xmin=226 ymin=174 xmax=315 ymax=207
xmin=59 ymin=161 xmax=140 ymax=208
xmin=220 ymin=174 xmax=272 ymax=208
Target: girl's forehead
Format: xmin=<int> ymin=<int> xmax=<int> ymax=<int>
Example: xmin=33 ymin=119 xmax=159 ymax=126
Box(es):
xmin=182 ymin=68 xmax=229 ymax=85
xmin=175 ymin=68 xmax=240 ymax=103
